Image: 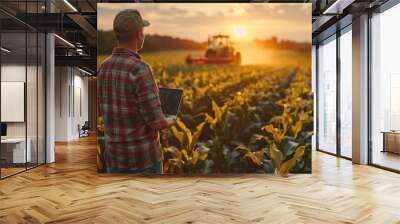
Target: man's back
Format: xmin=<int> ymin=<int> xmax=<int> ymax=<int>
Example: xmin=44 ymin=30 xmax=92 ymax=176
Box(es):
xmin=97 ymin=48 xmax=164 ymax=170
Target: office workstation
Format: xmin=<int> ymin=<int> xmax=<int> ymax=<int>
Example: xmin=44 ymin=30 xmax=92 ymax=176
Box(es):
xmin=0 ymin=80 xmax=39 ymax=177
xmin=1 ymin=81 xmax=32 ymax=165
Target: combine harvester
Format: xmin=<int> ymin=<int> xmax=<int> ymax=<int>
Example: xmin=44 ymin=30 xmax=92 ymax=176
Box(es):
xmin=186 ymin=34 xmax=241 ymax=65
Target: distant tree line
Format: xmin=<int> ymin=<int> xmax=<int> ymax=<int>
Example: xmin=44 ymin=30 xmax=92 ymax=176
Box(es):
xmin=98 ymin=30 xmax=206 ymax=54
xmin=98 ymin=31 xmax=311 ymax=55
xmin=254 ymin=36 xmax=311 ymax=52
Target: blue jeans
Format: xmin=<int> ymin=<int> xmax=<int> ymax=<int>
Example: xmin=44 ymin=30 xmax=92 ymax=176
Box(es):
xmin=106 ymin=161 xmax=163 ymax=175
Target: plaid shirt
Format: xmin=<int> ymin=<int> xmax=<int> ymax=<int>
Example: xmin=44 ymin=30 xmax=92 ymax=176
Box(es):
xmin=97 ymin=48 xmax=164 ymax=170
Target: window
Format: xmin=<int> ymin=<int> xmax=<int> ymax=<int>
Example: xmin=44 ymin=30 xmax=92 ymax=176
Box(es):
xmin=317 ymin=35 xmax=337 ymax=154
xmin=339 ymin=27 xmax=352 ymax=158
xmin=371 ymin=3 xmax=400 ymax=171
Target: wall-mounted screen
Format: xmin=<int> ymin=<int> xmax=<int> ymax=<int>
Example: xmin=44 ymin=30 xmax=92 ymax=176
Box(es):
xmin=1 ymin=82 xmax=25 ymax=122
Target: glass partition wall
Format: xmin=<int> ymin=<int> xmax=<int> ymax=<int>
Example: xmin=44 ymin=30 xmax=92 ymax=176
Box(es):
xmin=317 ymin=35 xmax=337 ymax=155
xmin=339 ymin=27 xmax=352 ymax=159
xmin=316 ymin=26 xmax=353 ymax=159
xmin=370 ymin=3 xmax=400 ymax=171
xmin=0 ymin=1 xmax=46 ymax=179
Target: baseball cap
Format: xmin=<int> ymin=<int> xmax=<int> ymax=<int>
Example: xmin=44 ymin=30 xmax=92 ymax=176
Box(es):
xmin=113 ymin=9 xmax=150 ymax=35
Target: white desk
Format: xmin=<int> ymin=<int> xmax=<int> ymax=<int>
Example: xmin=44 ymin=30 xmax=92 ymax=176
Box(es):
xmin=1 ymin=138 xmax=31 ymax=163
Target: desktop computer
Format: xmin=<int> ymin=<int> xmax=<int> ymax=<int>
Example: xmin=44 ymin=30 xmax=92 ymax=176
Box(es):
xmin=1 ymin=123 xmax=7 ymax=140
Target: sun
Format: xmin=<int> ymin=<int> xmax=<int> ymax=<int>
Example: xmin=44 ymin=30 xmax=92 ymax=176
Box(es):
xmin=233 ymin=25 xmax=246 ymax=38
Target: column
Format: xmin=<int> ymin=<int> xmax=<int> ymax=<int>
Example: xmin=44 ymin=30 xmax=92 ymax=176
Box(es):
xmin=352 ymin=14 xmax=369 ymax=164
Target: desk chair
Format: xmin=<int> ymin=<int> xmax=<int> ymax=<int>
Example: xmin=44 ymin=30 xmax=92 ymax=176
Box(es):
xmin=78 ymin=121 xmax=90 ymax=138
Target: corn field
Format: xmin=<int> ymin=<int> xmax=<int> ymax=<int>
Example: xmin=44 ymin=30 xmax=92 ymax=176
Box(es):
xmin=97 ymin=51 xmax=313 ymax=175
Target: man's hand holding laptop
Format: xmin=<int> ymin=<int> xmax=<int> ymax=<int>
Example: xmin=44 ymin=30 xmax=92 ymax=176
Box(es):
xmin=149 ymin=116 xmax=177 ymax=130
xmin=148 ymin=87 xmax=182 ymax=130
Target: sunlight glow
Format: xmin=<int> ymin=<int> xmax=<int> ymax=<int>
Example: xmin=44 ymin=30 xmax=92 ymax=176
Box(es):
xmin=233 ymin=26 xmax=246 ymax=38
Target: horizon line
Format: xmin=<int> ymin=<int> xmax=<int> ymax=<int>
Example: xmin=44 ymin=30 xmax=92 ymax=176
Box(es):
xmin=98 ymin=30 xmax=311 ymax=44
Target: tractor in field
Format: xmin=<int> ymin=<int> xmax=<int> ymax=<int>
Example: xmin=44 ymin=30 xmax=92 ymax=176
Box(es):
xmin=186 ymin=34 xmax=241 ymax=65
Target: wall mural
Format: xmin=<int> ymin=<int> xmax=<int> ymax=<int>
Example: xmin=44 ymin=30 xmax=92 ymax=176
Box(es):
xmin=96 ymin=3 xmax=312 ymax=176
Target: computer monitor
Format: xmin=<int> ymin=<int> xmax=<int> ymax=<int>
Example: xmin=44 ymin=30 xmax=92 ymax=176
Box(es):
xmin=1 ymin=123 xmax=7 ymax=137
xmin=159 ymin=88 xmax=183 ymax=118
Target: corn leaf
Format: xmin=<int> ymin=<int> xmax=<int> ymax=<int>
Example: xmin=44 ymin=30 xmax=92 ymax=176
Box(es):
xmin=163 ymin=160 xmax=170 ymax=173
xmin=269 ymin=144 xmax=283 ymax=170
xmin=263 ymin=124 xmax=284 ymax=144
xmin=279 ymin=146 xmax=305 ymax=176
xmin=197 ymin=145 xmax=210 ymax=160
xmin=97 ymin=116 xmax=104 ymax=132
xmin=254 ymin=134 xmax=271 ymax=144
xmin=234 ymin=145 xmax=251 ymax=154
xmin=212 ymin=100 xmax=221 ymax=120
xmin=181 ymin=149 xmax=189 ymax=163
xmin=190 ymin=121 xmax=206 ymax=150
xmin=176 ymin=120 xmax=192 ymax=149
xmin=292 ymin=120 xmax=303 ymax=139
xmin=192 ymin=149 xmax=199 ymax=165
xmin=255 ymin=149 xmax=265 ymax=160
xmin=205 ymin=113 xmax=217 ymax=130
xmin=247 ymin=151 xmax=263 ymax=166
xmin=171 ymin=126 xmax=184 ymax=147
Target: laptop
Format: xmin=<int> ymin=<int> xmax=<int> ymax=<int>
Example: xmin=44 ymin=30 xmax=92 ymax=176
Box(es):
xmin=159 ymin=87 xmax=183 ymax=119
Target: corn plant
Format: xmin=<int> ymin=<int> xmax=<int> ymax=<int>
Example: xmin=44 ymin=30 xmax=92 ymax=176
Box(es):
xmin=163 ymin=120 xmax=210 ymax=174
xmin=96 ymin=116 xmax=106 ymax=173
xmin=98 ymin=51 xmax=312 ymax=175
xmin=203 ymin=100 xmax=267 ymax=173
xmin=258 ymin=69 xmax=313 ymax=176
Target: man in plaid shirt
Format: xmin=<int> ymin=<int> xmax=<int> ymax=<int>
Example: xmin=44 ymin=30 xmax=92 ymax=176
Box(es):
xmin=97 ymin=9 xmax=176 ymax=174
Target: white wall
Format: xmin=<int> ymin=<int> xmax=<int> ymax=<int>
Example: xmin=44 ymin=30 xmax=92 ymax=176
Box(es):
xmin=55 ymin=67 xmax=69 ymax=141
xmin=55 ymin=67 xmax=89 ymax=141
xmin=70 ymin=72 xmax=89 ymax=139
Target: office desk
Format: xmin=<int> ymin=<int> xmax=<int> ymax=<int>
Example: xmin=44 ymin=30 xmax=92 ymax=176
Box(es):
xmin=382 ymin=131 xmax=400 ymax=154
xmin=1 ymin=138 xmax=31 ymax=164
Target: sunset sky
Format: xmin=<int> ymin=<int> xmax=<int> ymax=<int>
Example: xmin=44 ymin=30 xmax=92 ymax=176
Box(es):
xmin=97 ymin=3 xmax=311 ymax=43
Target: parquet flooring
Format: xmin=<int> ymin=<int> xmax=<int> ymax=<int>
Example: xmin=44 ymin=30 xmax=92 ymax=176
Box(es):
xmin=1 ymin=136 xmax=400 ymax=224
xmin=1 ymin=167 xmax=26 ymax=178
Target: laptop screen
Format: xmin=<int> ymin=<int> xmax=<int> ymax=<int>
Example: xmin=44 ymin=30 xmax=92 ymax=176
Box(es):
xmin=159 ymin=88 xmax=183 ymax=116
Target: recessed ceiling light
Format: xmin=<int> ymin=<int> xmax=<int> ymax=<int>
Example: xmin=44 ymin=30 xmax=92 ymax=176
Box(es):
xmin=323 ymin=0 xmax=356 ymax=15
xmin=1 ymin=47 xmax=11 ymax=53
xmin=78 ymin=67 xmax=92 ymax=76
xmin=54 ymin=34 xmax=75 ymax=48
xmin=63 ymin=0 xmax=78 ymax=12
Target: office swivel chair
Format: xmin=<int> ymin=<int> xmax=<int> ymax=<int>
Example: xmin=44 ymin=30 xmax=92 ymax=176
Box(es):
xmin=78 ymin=121 xmax=90 ymax=138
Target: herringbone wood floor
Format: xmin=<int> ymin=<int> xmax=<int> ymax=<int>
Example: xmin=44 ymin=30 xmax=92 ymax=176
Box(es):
xmin=1 ymin=136 xmax=400 ymax=224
